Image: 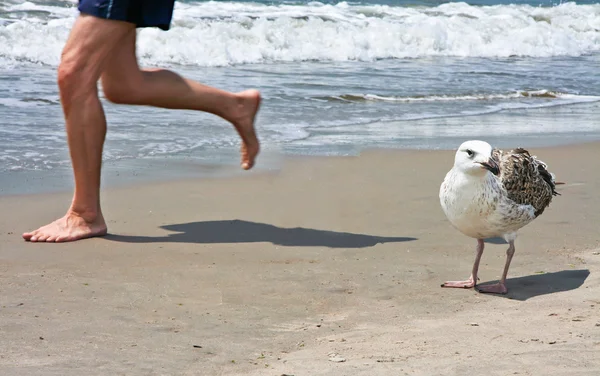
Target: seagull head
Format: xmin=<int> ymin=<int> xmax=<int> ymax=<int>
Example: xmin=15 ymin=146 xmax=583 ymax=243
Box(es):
xmin=453 ymin=140 xmax=499 ymax=177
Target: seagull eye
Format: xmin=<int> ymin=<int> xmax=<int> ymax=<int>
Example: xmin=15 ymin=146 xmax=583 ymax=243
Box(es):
xmin=466 ymin=149 xmax=474 ymax=158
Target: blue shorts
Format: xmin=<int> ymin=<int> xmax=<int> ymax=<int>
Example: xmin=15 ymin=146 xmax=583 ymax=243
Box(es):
xmin=78 ymin=0 xmax=176 ymax=31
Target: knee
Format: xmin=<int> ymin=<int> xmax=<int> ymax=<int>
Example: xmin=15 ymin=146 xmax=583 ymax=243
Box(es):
xmin=57 ymin=54 xmax=97 ymax=101
xmin=57 ymin=60 xmax=86 ymax=97
xmin=102 ymin=77 xmax=144 ymax=105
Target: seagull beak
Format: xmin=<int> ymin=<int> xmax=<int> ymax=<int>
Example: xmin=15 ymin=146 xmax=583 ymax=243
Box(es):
xmin=478 ymin=158 xmax=500 ymax=176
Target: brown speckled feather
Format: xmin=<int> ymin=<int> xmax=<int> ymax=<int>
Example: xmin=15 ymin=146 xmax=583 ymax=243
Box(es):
xmin=492 ymin=147 xmax=559 ymax=217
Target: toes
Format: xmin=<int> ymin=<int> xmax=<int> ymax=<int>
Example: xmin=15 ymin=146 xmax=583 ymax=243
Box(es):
xmin=54 ymin=235 xmax=67 ymax=243
xmin=241 ymin=156 xmax=254 ymax=170
xmin=441 ymin=280 xmax=475 ymax=289
xmin=36 ymin=234 xmax=50 ymax=242
xmin=27 ymin=230 xmax=51 ymax=242
xmin=23 ymin=231 xmax=37 ymax=241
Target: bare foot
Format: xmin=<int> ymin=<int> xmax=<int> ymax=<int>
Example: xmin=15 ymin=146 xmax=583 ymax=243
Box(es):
xmin=441 ymin=277 xmax=475 ymax=289
xmin=476 ymin=283 xmax=507 ymax=294
xmin=230 ymin=89 xmax=261 ymax=170
xmin=22 ymin=211 xmax=107 ymax=243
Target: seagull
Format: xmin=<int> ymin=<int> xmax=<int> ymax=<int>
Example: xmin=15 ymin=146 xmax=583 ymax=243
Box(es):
xmin=439 ymin=140 xmax=559 ymax=294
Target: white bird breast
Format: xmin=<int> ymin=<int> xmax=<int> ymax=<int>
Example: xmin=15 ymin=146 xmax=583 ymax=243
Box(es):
xmin=440 ymin=169 xmax=534 ymax=239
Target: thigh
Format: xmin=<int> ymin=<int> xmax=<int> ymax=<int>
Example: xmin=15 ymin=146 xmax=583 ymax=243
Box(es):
xmin=61 ymin=14 xmax=136 ymax=79
xmin=99 ymin=30 xmax=144 ymax=94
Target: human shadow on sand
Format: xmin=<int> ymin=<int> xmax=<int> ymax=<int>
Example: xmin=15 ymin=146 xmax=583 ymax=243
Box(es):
xmin=478 ymin=269 xmax=590 ymax=301
xmin=104 ymin=219 xmax=417 ymax=248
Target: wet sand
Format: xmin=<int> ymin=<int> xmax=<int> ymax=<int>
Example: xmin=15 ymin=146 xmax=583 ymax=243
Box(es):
xmin=1 ymin=142 xmax=599 ymax=375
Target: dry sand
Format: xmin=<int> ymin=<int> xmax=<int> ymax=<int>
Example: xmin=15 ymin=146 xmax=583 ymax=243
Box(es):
xmin=1 ymin=142 xmax=599 ymax=376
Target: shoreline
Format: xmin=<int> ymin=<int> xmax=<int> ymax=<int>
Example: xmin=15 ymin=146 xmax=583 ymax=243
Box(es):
xmin=2 ymin=138 xmax=600 ymax=198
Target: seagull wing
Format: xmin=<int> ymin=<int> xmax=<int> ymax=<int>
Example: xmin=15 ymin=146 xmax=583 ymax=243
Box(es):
xmin=496 ymin=147 xmax=559 ymax=217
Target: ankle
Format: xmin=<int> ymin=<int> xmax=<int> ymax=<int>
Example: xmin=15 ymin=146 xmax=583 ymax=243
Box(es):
xmin=219 ymin=94 xmax=243 ymax=122
xmin=67 ymin=206 xmax=101 ymax=223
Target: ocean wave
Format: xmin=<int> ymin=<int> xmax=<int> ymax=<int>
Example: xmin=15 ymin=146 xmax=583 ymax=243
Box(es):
xmin=0 ymin=96 xmax=60 ymax=107
xmin=313 ymin=90 xmax=600 ymax=103
xmin=0 ymin=1 xmax=599 ymax=68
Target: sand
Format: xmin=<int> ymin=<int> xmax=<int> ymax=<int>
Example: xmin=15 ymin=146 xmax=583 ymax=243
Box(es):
xmin=1 ymin=142 xmax=599 ymax=376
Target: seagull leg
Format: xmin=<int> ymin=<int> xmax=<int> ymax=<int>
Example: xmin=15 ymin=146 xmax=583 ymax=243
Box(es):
xmin=441 ymin=239 xmax=484 ymax=289
xmin=477 ymin=240 xmax=515 ymax=294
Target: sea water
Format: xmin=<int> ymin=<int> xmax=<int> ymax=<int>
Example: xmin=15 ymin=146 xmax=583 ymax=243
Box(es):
xmin=1 ymin=0 xmax=599 ymax=193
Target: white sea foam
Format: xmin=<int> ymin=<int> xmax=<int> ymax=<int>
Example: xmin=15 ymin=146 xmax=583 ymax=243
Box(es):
xmin=320 ymin=90 xmax=600 ymax=103
xmin=1 ymin=1 xmax=599 ymax=68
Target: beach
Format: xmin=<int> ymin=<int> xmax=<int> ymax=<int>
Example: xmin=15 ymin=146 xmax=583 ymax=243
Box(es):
xmin=1 ymin=142 xmax=599 ymax=375
xmin=2 ymin=0 xmax=600 ymax=374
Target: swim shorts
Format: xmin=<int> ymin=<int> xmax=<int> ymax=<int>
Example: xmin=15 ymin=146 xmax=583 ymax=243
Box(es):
xmin=78 ymin=0 xmax=176 ymax=31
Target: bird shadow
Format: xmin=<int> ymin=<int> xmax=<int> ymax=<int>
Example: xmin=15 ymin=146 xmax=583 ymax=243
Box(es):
xmin=104 ymin=219 xmax=417 ymax=248
xmin=478 ymin=269 xmax=590 ymax=301
xmin=484 ymin=237 xmax=508 ymax=245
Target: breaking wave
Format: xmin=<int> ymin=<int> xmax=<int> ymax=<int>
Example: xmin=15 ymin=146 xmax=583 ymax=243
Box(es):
xmin=0 ymin=1 xmax=599 ymax=67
